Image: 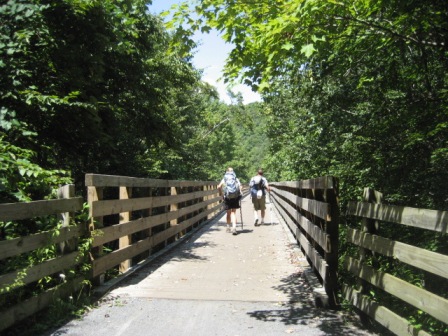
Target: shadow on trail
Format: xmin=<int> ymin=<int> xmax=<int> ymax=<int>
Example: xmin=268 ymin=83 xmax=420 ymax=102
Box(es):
xmin=116 ymin=221 xmax=220 ymax=286
xmin=272 ymin=272 xmax=315 ymax=303
xmin=246 ymin=271 xmax=382 ymax=335
xmin=235 ymin=229 xmax=253 ymax=234
xmin=247 ymin=302 xmax=373 ymax=336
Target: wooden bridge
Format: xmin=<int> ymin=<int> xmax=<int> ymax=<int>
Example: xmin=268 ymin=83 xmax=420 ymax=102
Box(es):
xmin=0 ymin=174 xmax=447 ymax=335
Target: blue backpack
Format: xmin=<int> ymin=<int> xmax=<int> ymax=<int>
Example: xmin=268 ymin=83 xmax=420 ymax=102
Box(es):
xmin=224 ymin=172 xmax=241 ymax=199
xmin=250 ymin=177 xmax=265 ymax=199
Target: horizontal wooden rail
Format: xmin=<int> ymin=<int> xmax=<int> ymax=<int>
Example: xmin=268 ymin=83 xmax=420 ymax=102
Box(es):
xmin=85 ymin=173 xmax=217 ymax=188
xmin=273 ymin=176 xmax=337 ymax=190
xmin=274 ymin=195 xmax=329 ymax=280
xmin=86 ymin=174 xmax=222 ymax=284
xmin=274 ymin=188 xmax=331 ymax=221
xmin=346 ymin=228 xmax=448 ymax=279
xmin=0 ymin=251 xmax=82 ymax=291
xmin=0 ymin=185 xmax=84 ymax=332
xmin=0 ymin=177 xmax=223 ymax=333
xmin=270 ymin=175 xmax=339 ymax=308
xmin=91 ymin=197 xmax=220 ymax=247
xmin=347 ymin=201 xmax=447 ymax=233
xmin=90 ymin=189 xmax=216 ymax=217
xmin=344 ymin=187 xmax=448 ymax=335
xmin=1 ymin=276 xmax=86 ymax=332
xmin=0 ymin=224 xmax=84 ymax=260
xmin=342 ymin=286 xmax=431 ymax=336
xmin=0 ymin=197 xmax=83 ymax=221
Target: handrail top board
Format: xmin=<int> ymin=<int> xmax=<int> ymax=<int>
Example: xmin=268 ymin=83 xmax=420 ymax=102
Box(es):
xmin=85 ymin=174 xmax=218 ymax=188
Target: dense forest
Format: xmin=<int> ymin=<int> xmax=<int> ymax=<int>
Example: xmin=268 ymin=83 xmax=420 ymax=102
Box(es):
xmin=169 ymin=0 xmax=448 ymax=211
xmin=2 ymin=0 xmax=447 ymax=208
xmin=1 ymin=0 xmax=447 ymax=334
xmin=1 ymin=0 xmax=270 ymax=208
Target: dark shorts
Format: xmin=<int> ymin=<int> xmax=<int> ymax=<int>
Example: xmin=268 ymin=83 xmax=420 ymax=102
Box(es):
xmin=223 ymin=196 xmax=241 ymax=210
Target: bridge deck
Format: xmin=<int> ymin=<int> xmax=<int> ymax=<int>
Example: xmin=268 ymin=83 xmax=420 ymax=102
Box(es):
xmin=47 ymin=196 xmax=380 ymax=336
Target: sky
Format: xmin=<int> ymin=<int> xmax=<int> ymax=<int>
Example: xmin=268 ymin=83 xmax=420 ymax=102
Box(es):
xmin=148 ymin=0 xmax=262 ymax=105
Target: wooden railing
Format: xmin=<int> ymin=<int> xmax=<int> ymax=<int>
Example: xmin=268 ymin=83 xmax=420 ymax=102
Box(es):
xmin=0 ymin=185 xmax=85 ymax=331
xmin=85 ymin=174 xmax=221 ymax=284
xmin=343 ymin=188 xmax=448 ymax=336
xmin=2 ymin=175 xmax=447 ymax=335
xmin=269 ymin=176 xmax=340 ymax=307
xmin=0 ymin=175 xmax=222 ymax=332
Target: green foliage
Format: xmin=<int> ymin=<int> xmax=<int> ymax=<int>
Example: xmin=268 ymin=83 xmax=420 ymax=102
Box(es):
xmin=168 ymin=1 xmax=447 ymax=333
xmin=0 ymin=136 xmax=71 ymax=203
xmin=1 ymin=201 xmax=93 ymax=335
xmin=1 ymin=0 xmax=447 ymax=333
xmin=1 ymin=0 xmax=210 ymax=191
xmin=168 ymin=0 xmax=448 ymax=204
xmin=2 ymin=281 xmax=94 ymax=336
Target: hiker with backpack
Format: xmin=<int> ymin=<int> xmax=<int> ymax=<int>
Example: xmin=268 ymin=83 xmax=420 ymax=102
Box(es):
xmin=249 ymin=168 xmax=271 ymax=226
xmin=217 ymin=167 xmax=242 ymax=235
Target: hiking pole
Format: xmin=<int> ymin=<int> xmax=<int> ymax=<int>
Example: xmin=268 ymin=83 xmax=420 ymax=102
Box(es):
xmin=269 ymin=191 xmax=273 ymax=224
xmin=240 ymin=197 xmax=243 ymax=230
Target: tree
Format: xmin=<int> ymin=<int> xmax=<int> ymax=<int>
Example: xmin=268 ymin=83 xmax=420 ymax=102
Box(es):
xmin=169 ymin=0 xmax=448 ymax=209
xmin=0 ymin=0 xmax=210 ymax=193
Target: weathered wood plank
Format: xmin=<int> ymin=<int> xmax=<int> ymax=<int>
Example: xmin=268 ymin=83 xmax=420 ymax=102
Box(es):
xmin=295 ymin=227 xmax=328 ymax=282
xmin=91 ymin=205 xmax=220 ymax=277
xmin=85 ymin=174 xmax=218 ymax=188
xmin=0 ymin=224 xmax=84 ymax=261
xmin=345 ymin=257 xmax=448 ymax=324
xmin=91 ymin=189 xmax=216 ymax=217
xmin=92 ymin=237 xmax=154 ymax=277
xmin=347 ymin=201 xmax=448 ymax=233
xmin=271 ymin=176 xmax=337 ymax=190
xmin=92 ymin=214 xmax=202 ymax=277
xmin=0 ymin=276 xmax=86 ymax=332
xmin=274 ymin=188 xmax=330 ymax=220
xmin=347 ymin=228 xmax=448 ymax=279
xmin=0 ymin=251 xmax=81 ymax=290
xmin=91 ymin=197 xmax=220 ymax=247
xmin=0 ymin=197 xmax=83 ymax=221
xmin=57 ymin=184 xmax=76 ymax=253
xmin=119 ymin=187 xmax=132 ymax=273
xmin=274 ymin=199 xmax=328 ymax=281
xmin=274 ymin=195 xmax=330 ymax=252
xmin=342 ymin=285 xmax=431 ymax=336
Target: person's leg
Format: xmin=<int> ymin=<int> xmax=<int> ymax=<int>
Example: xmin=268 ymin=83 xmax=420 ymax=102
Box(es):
xmin=226 ymin=209 xmax=231 ymax=232
xmin=260 ymin=197 xmax=267 ymax=224
xmin=231 ymin=209 xmax=237 ymax=234
xmin=253 ymin=209 xmax=258 ymax=225
xmin=253 ymin=199 xmax=260 ymax=226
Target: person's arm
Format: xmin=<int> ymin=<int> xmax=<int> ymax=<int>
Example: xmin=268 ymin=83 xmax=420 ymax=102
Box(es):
xmin=264 ymin=178 xmax=271 ymax=192
xmin=217 ymin=179 xmax=224 ymax=196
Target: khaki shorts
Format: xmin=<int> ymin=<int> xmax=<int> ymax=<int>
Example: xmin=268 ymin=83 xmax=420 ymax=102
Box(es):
xmin=252 ymin=196 xmax=266 ymax=211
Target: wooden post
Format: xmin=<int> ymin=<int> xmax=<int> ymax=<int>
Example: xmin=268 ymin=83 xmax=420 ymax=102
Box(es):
xmin=119 ymin=186 xmax=132 ymax=273
xmin=213 ymin=184 xmax=219 ymax=217
xmin=170 ymin=186 xmax=179 ymax=240
xmin=358 ymin=187 xmax=382 ymax=322
xmin=57 ymin=184 xmax=76 ymax=254
xmin=204 ymin=185 xmax=210 ymax=220
xmin=88 ymin=186 xmax=104 ymax=285
xmin=323 ymin=177 xmax=340 ymax=308
xmin=144 ymin=187 xmax=152 ymax=258
xmin=360 ymin=187 xmax=383 ymax=284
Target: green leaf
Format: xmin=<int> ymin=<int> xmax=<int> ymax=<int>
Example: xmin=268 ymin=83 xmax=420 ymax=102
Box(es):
xmin=281 ymin=43 xmax=294 ymax=51
xmin=300 ymin=43 xmax=316 ymax=57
